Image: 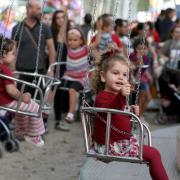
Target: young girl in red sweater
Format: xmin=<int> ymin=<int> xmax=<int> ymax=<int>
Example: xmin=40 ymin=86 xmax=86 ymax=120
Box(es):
xmin=92 ymin=54 xmax=169 ymax=180
xmin=0 ymin=36 xmax=45 ymax=147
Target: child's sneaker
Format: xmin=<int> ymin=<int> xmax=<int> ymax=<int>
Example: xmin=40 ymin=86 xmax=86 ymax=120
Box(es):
xmin=55 ymin=120 xmax=70 ymax=131
xmin=24 ymin=136 xmax=44 ymax=147
xmin=65 ymin=112 xmax=74 ymax=124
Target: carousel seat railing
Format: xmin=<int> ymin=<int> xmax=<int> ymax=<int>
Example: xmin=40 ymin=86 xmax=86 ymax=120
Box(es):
xmin=0 ymin=73 xmax=44 ymax=117
xmin=14 ymin=71 xmax=61 ymax=110
xmin=80 ymin=107 xmax=152 ymax=164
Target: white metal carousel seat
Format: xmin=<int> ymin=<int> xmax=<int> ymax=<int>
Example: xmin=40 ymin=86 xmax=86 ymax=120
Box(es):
xmin=0 ymin=73 xmax=44 ymax=117
xmin=14 ymin=71 xmax=61 ymax=111
xmin=80 ymin=107 xmax=152 ymax=164
xmin=48 ymin=62 xmax=95 ymax=117
xmin=48 ymin=61 xmax=95 ymax=94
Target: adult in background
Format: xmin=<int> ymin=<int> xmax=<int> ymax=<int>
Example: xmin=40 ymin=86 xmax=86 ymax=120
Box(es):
xmin=11 ymin=0 xmax=56 ymax=132
xmin=81 ymin=13 xmax=92 ymax=41
xmin=0 ymin=8 xmax=16 ymax=38
xmin=12 ymin=0 xmax=56 ymax=75
xmin=158 ymin=8 xmax=175 ymax=42
xmin=51 ymin=10 xmax=70 ymax=131
xmin=114 ymin=18 xmax=133 ymax=55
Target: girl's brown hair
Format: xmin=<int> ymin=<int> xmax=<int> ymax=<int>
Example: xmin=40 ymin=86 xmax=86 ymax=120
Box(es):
xmin=92 ymin=54 xmax=131 ymax=93
xmin=0 ymin=35 xmax=15 ymax=57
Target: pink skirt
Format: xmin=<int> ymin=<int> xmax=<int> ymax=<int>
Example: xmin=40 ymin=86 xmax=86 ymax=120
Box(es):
xmin=94 ymin=135 xmax=139 ymax=157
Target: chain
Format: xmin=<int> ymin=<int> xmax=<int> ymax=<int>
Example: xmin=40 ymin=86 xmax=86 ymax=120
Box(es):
xmin=127 ymin=0 xmax=133 ymax=60
xmin=113 ymin=0 xmax=120 ymax=22
xmin=11 ymin=0 xmax=26 ymax=57
xmin=82 ymin=99 xmax=132 ymax=136
xmin=124 ymin=0 xmax=133 ymax=111
xmin=34 ymin=0 xmax=46 ymax=75
xmin=15 ymin=21 xmax=25 ymax=57
xmin=13 ymin=11 xmax=25 ymax=41
xmin=81 ymin=0 xmax=98 ymax=104
xmin=97 ymin=113 xmax=132 ymax=136
xmin=135 ymin=4 xmax=149 ymax=105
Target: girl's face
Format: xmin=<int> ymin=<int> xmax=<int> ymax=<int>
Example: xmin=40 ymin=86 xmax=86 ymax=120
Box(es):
xmin=2 ymin=45 xmax=16 ymax=66
xmin=100 ymin=61 xmax=129 ymax=94
xmin=56 ymin=12 xmax=65 ymax=28
xmin=67 ymin=33 xmax=82 ymax=49
xmin=135 ymin=44 xmax=148 ymax=57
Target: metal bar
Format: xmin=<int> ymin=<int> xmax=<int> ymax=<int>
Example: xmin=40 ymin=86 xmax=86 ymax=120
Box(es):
xmin=138 ymin=120 xmax=144 ymax=160
xmin=87 ymin=116 xmax=92 ymax=140
xmin=105 ymin=112 xmax=111 ymax=155
xmin=81 ymin=112 xmax=90 ymax=153
xmin=143 ymin=123 xmax=152 ymax=147
xmin=0 ymin=73 xmax=43 ymax=117
xmin=81 ymin=107 xmax=150 ymax=162
xmin=33 ymin=76 xmax=42 ymax=100
xmin=16 ymin=83 xmax=25 ymax=111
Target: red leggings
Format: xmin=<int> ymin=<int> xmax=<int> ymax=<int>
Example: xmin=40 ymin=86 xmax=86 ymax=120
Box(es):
xmin=143 ymin=145 xmax=169 ymax=180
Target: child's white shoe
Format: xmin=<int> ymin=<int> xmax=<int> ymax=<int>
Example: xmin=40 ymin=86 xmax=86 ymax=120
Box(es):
xmin=24 ymin=136 xmax=44 ymax=147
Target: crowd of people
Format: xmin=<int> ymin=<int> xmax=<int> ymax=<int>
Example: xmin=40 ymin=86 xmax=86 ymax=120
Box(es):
xmin=0 ymin=0 xmax=180 ymax=179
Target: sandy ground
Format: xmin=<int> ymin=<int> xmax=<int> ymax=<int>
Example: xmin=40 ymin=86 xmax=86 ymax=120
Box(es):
xmin=0 ymin=110 xmax=177 ymax=180
xmin=0 ymin=112 xmax=85 ymax=180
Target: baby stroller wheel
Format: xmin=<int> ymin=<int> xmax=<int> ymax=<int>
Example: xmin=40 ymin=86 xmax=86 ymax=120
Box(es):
xmin=13 ymin=139 xmax=20 ymax=151
xmin=4 ymin=139 xmax=17 ymax=153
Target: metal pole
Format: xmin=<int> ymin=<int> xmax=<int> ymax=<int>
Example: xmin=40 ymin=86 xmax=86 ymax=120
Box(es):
xmin=104 ymin=112 xmax=111 ymax=155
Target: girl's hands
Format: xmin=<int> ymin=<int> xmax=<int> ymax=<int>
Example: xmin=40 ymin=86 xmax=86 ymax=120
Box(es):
xmin=22 ymin=92 xmax=31 ymax=104
xmin=131 ymin=105 xmax=139 ymax=116
xmin=120 ymin=81 xmax=131 ymax=97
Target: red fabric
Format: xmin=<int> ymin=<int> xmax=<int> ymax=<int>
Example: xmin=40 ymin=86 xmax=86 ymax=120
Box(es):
xmin=150 ymin=29 xmax=160 ymax=43
xmin=92 ymin=90 xmax=169 ymax=180
xmin=143 ymin=145 xmax=169 ymax=180
xmin=0 ymin=64 xmax=14 ymax=105
xmin=91 ymin=33 xmax=123 ymax=48
xmin=67 ymin=46 xmax=88 ymax=59
xmin=92 ymin=90 xmax=132 ymax=144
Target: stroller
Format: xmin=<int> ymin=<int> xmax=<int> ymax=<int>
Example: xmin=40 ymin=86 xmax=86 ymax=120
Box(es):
xmin=156 ymin=64 xmax=180 ymax=124
xmin=0 ymin=109 xmax=19 ymax=156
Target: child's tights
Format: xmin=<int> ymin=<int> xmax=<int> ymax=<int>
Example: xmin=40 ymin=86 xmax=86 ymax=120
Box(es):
xmin=143 ymin=145 xmax=169 ymax=180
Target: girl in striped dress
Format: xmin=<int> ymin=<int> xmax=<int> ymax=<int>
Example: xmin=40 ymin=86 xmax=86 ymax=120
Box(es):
xmin=0 ymin=36 xmax=45 ymax=147
xmin=62 ymin=27 xmax=89 ymax=123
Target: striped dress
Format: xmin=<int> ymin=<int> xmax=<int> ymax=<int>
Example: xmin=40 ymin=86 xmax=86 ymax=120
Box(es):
xmin=63 ymin=45 xmax=89 ymax=85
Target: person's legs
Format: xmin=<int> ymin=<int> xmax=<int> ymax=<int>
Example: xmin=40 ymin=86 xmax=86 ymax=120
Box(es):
xmin=143 ymin=145 xmax=169 ymax=180
xmin=65 ymin=81 xmax=83 ymax=123
xmin=7 ymin=100 xmax=45 ymax=147
xmin=54 ymin=89 xmax=69 ymax=131
xmin=69 ymin=88 xmax=77 ymax=113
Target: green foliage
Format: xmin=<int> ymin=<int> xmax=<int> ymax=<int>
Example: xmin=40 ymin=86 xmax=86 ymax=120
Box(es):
xmin=138 ymin=0 xmax=149 ymax=11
